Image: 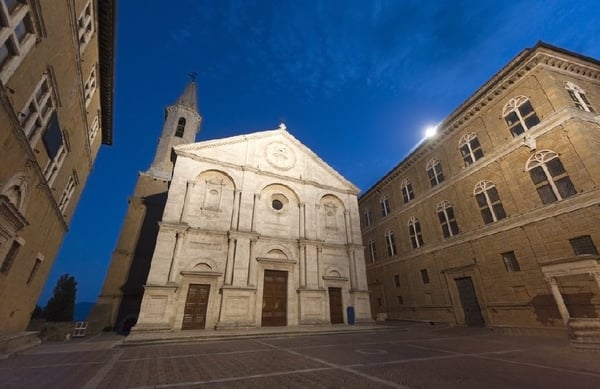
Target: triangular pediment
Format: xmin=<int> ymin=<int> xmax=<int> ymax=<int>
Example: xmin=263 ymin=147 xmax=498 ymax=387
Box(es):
xmin=174 ymin=127 xmax=358 ymax=193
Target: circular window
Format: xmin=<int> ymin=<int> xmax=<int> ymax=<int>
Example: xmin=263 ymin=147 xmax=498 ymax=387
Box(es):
xmin=272 ymin=199 xmax=284 ymax=210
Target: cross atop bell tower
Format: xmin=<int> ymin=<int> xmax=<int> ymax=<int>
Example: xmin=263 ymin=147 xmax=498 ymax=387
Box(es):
xmin=146 ymin=79 xmax=202 ymax=180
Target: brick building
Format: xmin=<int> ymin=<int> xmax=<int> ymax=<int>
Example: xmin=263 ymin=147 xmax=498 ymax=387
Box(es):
xmin=0 ymin=0 xmax=115 ymax=337
xmin=359 ymin=42 xmax=600 ymax=339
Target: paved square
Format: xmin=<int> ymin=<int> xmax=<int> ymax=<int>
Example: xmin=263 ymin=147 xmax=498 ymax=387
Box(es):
xmin=2 ymin=324 xmax=600 ymax=388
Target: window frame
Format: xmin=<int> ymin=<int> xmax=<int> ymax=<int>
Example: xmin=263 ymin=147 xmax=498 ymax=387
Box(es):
xmin=458 ymin=132 xmax=484 ymax=166
xmin=474 ymin=181 xmax=507 ymax=224
xmin=401 ymin=179 xmax=414 ymax=203
xmin=569 ymin=235 xmax=598 ymax=256
xmin=408 ymin=216 xmax=424 ymax=249
xmin=77 ymin=0 xmax=94 ymax=52
xmin=420 ymin=269 xmax=430 ymax=284
xmin=384 ymin=230 xmax=397 ymax=257
xmin=58 ymin=174 xmax=78 ymax=214
xmin=0 ymin=0 xmax=36 ymax=83
xmin=426 ymin=158 xmax=444 ymax=187
xmin=502 ymin=96 xmax=540 ymax=137
xmin=368 ymin=239 xmax=376 ymax=263
xmin=501 ymin=251 xmax=521 ymax=272
xmin=364 ymin=209 xmax=372 ymax=227
xmin=526 ymin=150 xmax=576 ymax=204
xmin=436 ymin=200 xmax=459 ymax=238
xmin=564 ymin=81 xmax=594 ymax=113
xmin=380 ymin=195 xmax=391 ymax=217
xmin=83 ymin=65 xmax=97 ymax=107
xmin=19 ymin=72 xmax=55 ymax=148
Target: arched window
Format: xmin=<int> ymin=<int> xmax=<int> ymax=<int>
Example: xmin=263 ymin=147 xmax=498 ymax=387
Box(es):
xmin=426 ymin=159 xmax=444 ymax=187
xmin=526 ymin=150 xmax=576 ymax=204
xmin=364 ymin=209 xmax=372 ymax=227
xmin=408 ymin=217 xmax=424 ymax=249
xmin=384 ymin=230 xmax=397 ymax=257
xmin=436 ymin=200 xmax=459 ymax=238
xmin=564 ymin=81 xmax=594 ymax=113
xmin=458 ymin=133 xmax=484 ymax=166
xmin=380 ymin=195 xmax=391 ymax=217
xmin=401 ymin=179 xmax=414 ymax=203
xmin=367 ymin=240 xmax=377 ymax=263
xmin=175 ymin=117 xmax=186 ymax=137
xmin=502 ymin=96 xmax=540 ymax=137
xmin=474 ymin=181 xmax=506 ymax=224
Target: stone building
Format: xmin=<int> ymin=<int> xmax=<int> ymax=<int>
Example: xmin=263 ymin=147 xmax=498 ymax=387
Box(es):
xmin=0 ymin=0 xmax=115 ymax=339
xmin=359 ymin=42 xmax=600 ymax=340
xmin=91 ymin=83 xmax=371 ymax=332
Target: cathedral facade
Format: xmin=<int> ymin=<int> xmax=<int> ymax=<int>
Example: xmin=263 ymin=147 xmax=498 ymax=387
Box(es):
xmin=91 ymin=83 xmax=371 ymax=332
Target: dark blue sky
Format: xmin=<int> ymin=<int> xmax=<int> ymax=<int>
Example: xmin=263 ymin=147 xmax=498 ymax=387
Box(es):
xmin=40 ymin=0 xmax=600 ymax=304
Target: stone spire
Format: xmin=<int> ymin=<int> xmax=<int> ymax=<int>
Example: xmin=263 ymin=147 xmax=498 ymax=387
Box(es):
xmin=146 ymin=81 xmax=202 ymax=180
xmin=175 ymin=80 xmax=198 ymax=111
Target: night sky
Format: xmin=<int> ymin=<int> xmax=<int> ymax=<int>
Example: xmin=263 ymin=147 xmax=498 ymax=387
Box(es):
xmin=40 ymin=0 xmax=600 ymax=304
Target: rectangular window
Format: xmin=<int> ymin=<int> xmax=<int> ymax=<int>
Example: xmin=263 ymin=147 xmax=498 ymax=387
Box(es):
xmin=0 ymin=0 xmax=36 ymax=83
xmin=0 ymin=240 xmax=20 ymax=274
xmin=402 ymin=181 xmax=414 ymax=203
xmin=397 ymin=295 xmax=403 ymax=304
xmin=77 ymin=0 xmax=94 ymax=51
xmin=385 ymin=231 xmax=397 ymax=257
xmin=501 ymin=251 xmax=521 ymax=272
xmin=84 ymin=66 xmax=97 ymax=107
xmin=393 ymin=274 xmax=400 ymax=287
xmin=19 ymin=73 xmax=55 ymax=147
xmin=380 ymin=197 xmax=391 ymax=217
xmin=569 ymin=236 xmax=598 ymax=255
xmin=364 ymin=209 xmax=372 ymax=227
xmin=368 ymin=240 xmax=377 ymax=263
xmin=26 ymin=257 xmax=42 ymax=284
xmin=42 ymin=113 xmax=67 ymax=185
xmin=377 ymin=298 xmax=382 ymax=307
xmin=88 ymin=115 xmax=99 ymax=143
xmin=420 ymin=269 xmax=430 ymax=284
xmin=58 ymin=175 xmax=77 ymax=214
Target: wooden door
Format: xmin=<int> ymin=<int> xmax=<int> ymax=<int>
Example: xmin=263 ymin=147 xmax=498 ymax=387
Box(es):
xmin=455 ymin=277 xmax=485 ymax=327
xmin=328 ymin=287 xmax=344 ymax=324
xmin=182 ymin=284 xmax=210 ymax=330
xmin=261 ymin=270 xmax=287 ymax=326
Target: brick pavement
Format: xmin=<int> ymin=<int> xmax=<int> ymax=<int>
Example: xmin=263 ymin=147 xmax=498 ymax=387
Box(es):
xmin=1 ymin=324 xmax=599 ymax=388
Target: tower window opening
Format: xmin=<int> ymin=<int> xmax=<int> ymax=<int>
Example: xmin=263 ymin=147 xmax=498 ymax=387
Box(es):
xmin=175 ymin=117 xmax=186 ymax=137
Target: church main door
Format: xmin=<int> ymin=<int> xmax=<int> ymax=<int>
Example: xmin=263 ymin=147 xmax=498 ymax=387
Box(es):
xmin=261 ymin=270 xmax=287 ymax=326
xmin=328 ymin=287 xmax=344 ymax=324
xmin=182 ymin=284 xmax=210 ymax=330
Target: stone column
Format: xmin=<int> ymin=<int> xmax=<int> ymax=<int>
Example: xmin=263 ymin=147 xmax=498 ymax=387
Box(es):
xmin=230 ymin=189 xmax=241 ymax=230
xmin=347 ymin=247 xmax=357 ymax=290
xmin=316 ymin=245 xmax=323 ymax=289
xmin=251 ymin=194 xmax=260 ymax=232
xmin=315 ymin=204 xmax=321 ymax=240
xmin=343 ymin=210 xmax=352 ymax=244
xmin=247 ymin=237 xmax=257 ymax=287
xmin=225 ymin=236 xmax=236 ymax=285
xmin=299 ymin=242 xmax=306 ymax=287
xmin=545 ymin=277 xmax=570 ymax=325
xmin=180 ymin=181 xmax=194 ymax=223
xmin=299 ymin=203 xmax=306 ymax=239
xmin=167 ymin=231 xmax=184 ymax=283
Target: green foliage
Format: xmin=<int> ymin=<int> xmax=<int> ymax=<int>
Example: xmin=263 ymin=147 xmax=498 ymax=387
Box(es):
xmin=43 ymin=274 xmax=77 ymax=322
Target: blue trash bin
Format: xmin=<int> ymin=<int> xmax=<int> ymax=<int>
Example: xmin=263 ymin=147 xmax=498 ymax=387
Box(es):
xmin=347 ymin=306 xmax=355 ymax=325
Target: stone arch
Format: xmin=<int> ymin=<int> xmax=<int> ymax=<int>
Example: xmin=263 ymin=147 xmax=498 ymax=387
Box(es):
xmin=324 ymin=265 xmax=347 ymax=279
xmin=258 ymin=244 xmax=293 ymax=261
xmin=1 ymin=172 xmax=29 ymax=213
xmin=189 ymin=258 xmax=219 ymax=272
xmin=260 ymin=183 xmax=300 ymax=203
xmin=194 ymin=170 xmax=236 ymax=211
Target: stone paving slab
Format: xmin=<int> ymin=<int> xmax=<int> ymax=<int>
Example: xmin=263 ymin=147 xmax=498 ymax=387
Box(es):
xmin=2 ymin=323 xmax=600 ymax=388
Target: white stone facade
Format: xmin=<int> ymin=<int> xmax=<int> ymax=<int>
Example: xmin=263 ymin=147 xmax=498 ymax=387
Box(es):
xmin=134 ymin=127 xmax=371 ymax=331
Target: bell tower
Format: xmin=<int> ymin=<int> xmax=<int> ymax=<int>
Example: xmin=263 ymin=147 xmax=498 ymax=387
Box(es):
xmin=88 ymin=80 xmax=201 ymax=333
xmin=147 ymin=81 xmax=202 ymax=179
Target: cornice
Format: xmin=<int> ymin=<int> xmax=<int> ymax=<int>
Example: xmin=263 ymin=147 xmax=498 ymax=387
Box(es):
xmin=361 ymin=46 xmax=600 ymax=200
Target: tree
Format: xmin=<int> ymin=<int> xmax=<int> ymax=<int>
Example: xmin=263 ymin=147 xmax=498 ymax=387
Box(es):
xmin=43 ymin=274 xmax=77 ymax=321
